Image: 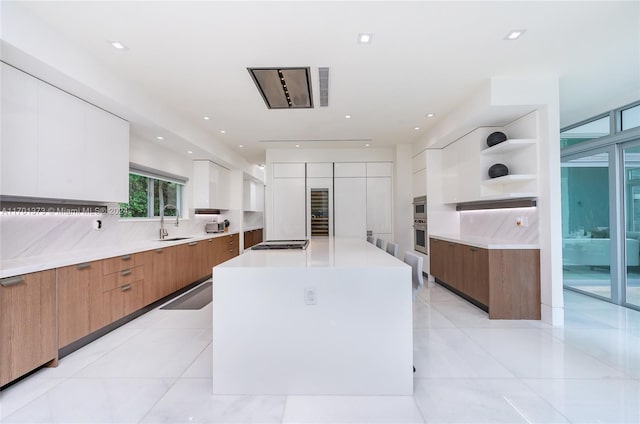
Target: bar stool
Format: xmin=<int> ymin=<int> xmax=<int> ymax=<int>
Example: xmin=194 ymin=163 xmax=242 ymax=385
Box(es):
xmin=375 ymin=238 xmax=385 ymax=249
xmin=385 ymin=242 xmax=399 ymax=257
xmin=367 ymin=235 xmax=375 ymax=244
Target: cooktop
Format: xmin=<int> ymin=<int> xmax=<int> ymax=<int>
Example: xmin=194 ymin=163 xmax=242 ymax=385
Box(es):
xmin=251 ymin=240 xmax=309 ymax=250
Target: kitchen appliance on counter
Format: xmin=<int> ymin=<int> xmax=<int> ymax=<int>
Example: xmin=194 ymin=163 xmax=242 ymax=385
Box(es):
xmin=413 ymin=196 xmax=428 ymax=254
xmin=205 ymin=222 xmax=225 ymax=233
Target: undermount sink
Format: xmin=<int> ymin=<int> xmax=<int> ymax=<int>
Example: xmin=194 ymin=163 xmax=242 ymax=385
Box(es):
xmin=157 ymin=237 xmax=192 ymax=242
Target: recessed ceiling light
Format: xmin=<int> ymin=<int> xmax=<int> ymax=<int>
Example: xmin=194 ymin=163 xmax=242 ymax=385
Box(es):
xmin=238 ymin=144 xmax=244 ymax=148
xmin=203 ymin=116 xmax=210 ymax=120
xmin=345 ymin=114 xmax=352 ymax=119
xmin=156 ymin=136 xmax=164 ymax=140
xmin=505 ymin=30 xmax=525 ymax=40
xmin=357 ymin=33 xmax=373 ymax=44
xmin=187 ymin=150 xmax=193 ymax=154
xmin=295 ymin=144 xmax=300 ymax=148
xmin=426 ymin=113 xmax=435 ymax=118
xmin=109 ymin=41 xmax=128 ymax=50
xmin=365 ymin=143 xmax=370 ymax=147
xmin=220 ymin=130 xmax=226 ymax=134
xmin=414 ymin=127 xmax=420 ymax=130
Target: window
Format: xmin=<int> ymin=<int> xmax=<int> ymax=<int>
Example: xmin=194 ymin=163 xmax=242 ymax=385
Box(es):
xmin=560 ymin=116 xmax=611 ymax=149
xmin=120 ymin=172 xmax=183 ymax=218
xmin=622 ymin=104 xmax=640 ymax=131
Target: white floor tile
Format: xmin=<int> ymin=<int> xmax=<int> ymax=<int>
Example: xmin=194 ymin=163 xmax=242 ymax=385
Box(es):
xmin=0 ymin=375 xmax=65 ymax=420
xmin=3 ymin=378 xmax=173 ymax=423
xmin=412 ymin=301 xmax=456 ymax=329
xmin=524 ymin=378 xmax=640 ymax=423
xmin=462 ymin=328 xmax=626 ymax=378
xmin=148 ymin=303 xmax=214 ymax=330
xmin=282 ymin=395 xmax=424 ymax=423
xmin=413 ymin=379 xmax=569 ymax=423
xmin=141 ymin=378 xmax=286 ymax=423
xmin=182 ymin=343 xmax=213 ymax=378
xmin=430 ymin=299 xmax=541 ymax=329
xmin=76 ymin=328 xmax=212 ymax=378
xmin=413 ymin=329 xmax=515 ymax=378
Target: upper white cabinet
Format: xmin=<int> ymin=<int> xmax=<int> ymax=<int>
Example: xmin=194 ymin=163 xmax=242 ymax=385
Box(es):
xmin=1 ymin=64 xmax=129 ymax=202
xmin=306 ymin=163 xmax=333 ymax=178
xmin=366 ymin=162 xmax=392 ymax=177
xmin=334 ymin=162 xmax=366 ymax=178
xmin=334 ymin=177 xmax=366 ymax=238
xmin=412 ymin=151 xmax=427 ymax=198
xmin=243 ymin=179 xmax=264 ymax=212
xmin=272 ymin=176 xmax=306 ymax=240
xmin=273 ymin=163 xmax=305 ymax=178
xmin=193 ymin=160 xmax=230 ymax=209
xmin=366 ymin=176 xmax=392 ymax=235
xmin=441 ymin=115 xmax=538 ymax=204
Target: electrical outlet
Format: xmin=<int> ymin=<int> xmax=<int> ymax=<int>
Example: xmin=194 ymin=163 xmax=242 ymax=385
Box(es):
xmin=516 ymin=216 xmax=529 ymax=227
xmin=304 ymin=287 xmax=317 ymax=305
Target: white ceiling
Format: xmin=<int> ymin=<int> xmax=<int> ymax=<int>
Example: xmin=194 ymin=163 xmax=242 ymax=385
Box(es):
xmin=10 ymin=1 xmax=640 ymax=164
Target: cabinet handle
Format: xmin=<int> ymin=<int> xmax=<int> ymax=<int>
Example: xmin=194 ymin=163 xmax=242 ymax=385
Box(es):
xmin=76 ymin=262 xmax=91 ymax=270
xmin=0 ymin=275 xmax=24 ymax=287
xmin=228 ymin=249 xmax=233 ymax=252
xmin=208 ymin=239 xmax=213 ymax=242
xmin=188 ymin=241 xmax=198 ymax=246
xmin=155 ymin=248 xmax=163 ymax=253
xmin=448 ymin=243 xmax=455 ymax=247
xmin=469 ymin=247 xmax=478 ymax=252
xmin=121 ymin=254 xmax=132 ymax=261
xmin=121 ymin=269 xmax=132 ymax=277
xmin=120 ymin=284 xmax=132 ymax=292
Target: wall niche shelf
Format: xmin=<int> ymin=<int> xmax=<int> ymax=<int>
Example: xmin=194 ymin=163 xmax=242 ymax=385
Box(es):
xmin=482 ymin=174 xmax=536 ymax=186
xmin=480 ymin=139 xmax=536 ymax=155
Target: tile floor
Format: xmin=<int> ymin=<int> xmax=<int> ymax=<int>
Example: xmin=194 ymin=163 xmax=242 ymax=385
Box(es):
xmin=1 ymin=281 xmax=639 ymax=423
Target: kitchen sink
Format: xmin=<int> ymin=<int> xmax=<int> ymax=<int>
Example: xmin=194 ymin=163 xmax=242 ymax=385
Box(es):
xmin=157 ymin=237 xmax=192 ymax=242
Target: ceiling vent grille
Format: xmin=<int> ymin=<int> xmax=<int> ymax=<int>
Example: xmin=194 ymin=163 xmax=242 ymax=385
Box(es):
xmin=318 ymin=67 xmax=329 ymax=107
xmin=248 ymin=67 xmax=313 ymax=109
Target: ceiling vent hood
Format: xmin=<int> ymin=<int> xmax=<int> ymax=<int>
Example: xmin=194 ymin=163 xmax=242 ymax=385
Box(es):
xmin=248 ymin=67 xmax=313 ymax=109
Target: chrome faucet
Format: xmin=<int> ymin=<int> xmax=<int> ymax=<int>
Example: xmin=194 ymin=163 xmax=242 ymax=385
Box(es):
xmin=159 ymin=204 xmax=179 ymax=240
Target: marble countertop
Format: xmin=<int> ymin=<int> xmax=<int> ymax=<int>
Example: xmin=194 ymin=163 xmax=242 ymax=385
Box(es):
xmin=0 ymin=231 xmax=240 ymax=279
xmin=217 ymin=237 xmax=407 ymax=269
xmin=429 ymin=234 xmax=539 ymax=250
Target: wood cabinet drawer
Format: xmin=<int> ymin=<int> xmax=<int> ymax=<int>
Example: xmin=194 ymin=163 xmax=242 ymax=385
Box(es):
xmin=102 ymin=265 xmax=144 ymax=292
xmin=102 ymin=253 xmax=143 ymax=275
xmin=103 ymin=280 xmax=144 ymax=324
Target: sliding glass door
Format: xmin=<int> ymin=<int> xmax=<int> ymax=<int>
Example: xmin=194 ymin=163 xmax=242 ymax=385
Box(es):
xmin=561 ymin=150 xmax=614 ymax=300
xmin=623 ymin=144 xmax=640 ymax=308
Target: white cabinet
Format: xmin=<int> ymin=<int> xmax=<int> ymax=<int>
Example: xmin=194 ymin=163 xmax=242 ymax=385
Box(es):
xmin=306 ymin=163 xmax=333 ymax=178
xmin=1 ymin=64 xmax=39 ymax=197
xmin=334 ymin=162 xmax=366 ymax=178
xmin=366 ymin=176 xmax=392 ymax=235
xmin=272 ymin=177 xmax=306 ymax=240
xmin=366 ymin=162 xmax=392 ymax=177
xmin=412 ymin=151 xmax=427 ymax=198
xmin=0 ymin=63 xmax=129 ymax=202
xmin=243 ymin=179 xmax=264 ymax=212
xmin=440 ymin=115 xmax=539 ymax=204
xmin=273 ymin=163 xmax=306 ymax=178
xmin=334 ymin=177 xmax=367 ymax=238
xmin=193 ymin=160 xmax=230 ymax=209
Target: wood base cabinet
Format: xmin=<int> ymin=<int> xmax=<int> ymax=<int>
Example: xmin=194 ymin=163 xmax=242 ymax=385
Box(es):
xmin=0 ymin=270 xmax=57 ymax=387
xmin=243 ymin=228 xmax=263 ymax=250
xmin=429 ymin=237 xmax=540 ymax=319
xmin=143 ymin=247 xmax=177 ymax=305
xmin=58 ymin=260 xmax=105 ymax=347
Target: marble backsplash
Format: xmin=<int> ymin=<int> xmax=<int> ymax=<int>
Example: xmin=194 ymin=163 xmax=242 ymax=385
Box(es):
xmin=0 ymin=206 xmax=240 ymax=261
xmin=459 ymin=207 xmax=539 ymax=244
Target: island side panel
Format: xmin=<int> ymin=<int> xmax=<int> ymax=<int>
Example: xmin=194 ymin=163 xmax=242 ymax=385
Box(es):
xmin=212 ymin=266 xmax=413 ymax=395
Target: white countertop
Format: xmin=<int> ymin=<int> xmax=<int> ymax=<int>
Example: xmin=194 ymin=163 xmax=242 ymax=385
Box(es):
xmin=217 ymin=237 xmax=407 ymax=269
xmin=0 ymin=231 xmax=239 ymax=279
xmin=429 ymin=234 xmax=539 ymax=250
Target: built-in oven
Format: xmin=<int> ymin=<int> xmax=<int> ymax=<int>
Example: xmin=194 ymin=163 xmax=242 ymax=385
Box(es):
xmin=413 ymin=196 xmax=426 ymax=220
xmin=413 ymin=219 xmax=428 ymax=254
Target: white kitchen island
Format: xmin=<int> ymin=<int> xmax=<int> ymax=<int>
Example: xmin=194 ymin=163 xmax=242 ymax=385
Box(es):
xmin=211 ymin=237 xmax=413 ymax=395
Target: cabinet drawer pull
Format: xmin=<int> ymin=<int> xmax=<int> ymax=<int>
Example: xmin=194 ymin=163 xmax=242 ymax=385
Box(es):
xmin=155 ymin=248 xmax=163 ymax=253
xmin=121 ymin=269 xmax=132 ymax=277
xmin=76 ymin=262 xmax=91 ymax=270
xmin=120 ymin=284 xmax=132 ymax=292
xmin=448 ymin=243 xmax=455 ymax=247
xmin=121 ymin=254 xmax=132 ymax=261
xmin=208 ymin=239 xmax=213 ymax=242
xmin=469 ymin=247 xmax=478 ymax=252
xmin=188 ymin=241 xmax=198 ymax=246
xmin=0 ymin=275 xmax=24 ymax=287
